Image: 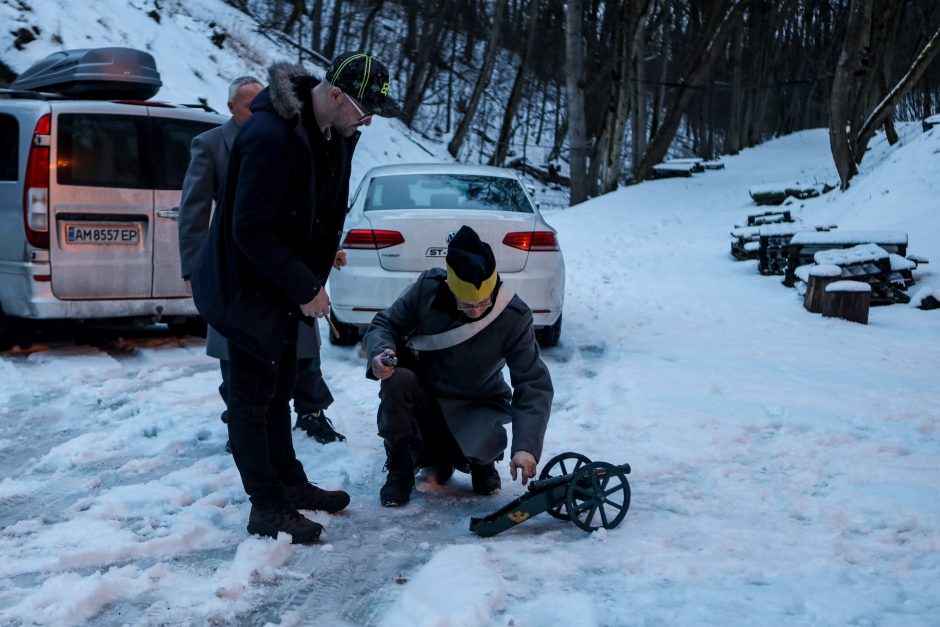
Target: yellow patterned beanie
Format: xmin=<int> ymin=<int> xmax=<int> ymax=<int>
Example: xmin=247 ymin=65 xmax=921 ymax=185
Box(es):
xmin=445 ymin=226 xmax=497 ymax=302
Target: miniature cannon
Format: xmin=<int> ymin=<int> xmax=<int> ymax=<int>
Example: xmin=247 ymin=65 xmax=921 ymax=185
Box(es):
xmin=469 ymin=452 xmax=631 ymax=537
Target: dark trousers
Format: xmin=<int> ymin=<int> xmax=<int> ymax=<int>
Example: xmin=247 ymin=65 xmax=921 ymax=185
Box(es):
xmin=377 ymin=367 xmax=465 ymax=469
xmin=292 ymin=355 xmax=334 ymax=414
xmin=219 ymin=354 xmax=334 ymax=419
xmin=226 ymin=335 xmax=308 ymax=510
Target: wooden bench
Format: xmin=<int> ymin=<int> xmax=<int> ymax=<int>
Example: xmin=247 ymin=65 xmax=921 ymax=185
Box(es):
xmin=663 ymin=157 xmax=725 ymax=171
xmin=651 ymin=162 xmax=696 ymax=178
xmin=749 ymin=182 xmax=833 ymax=206
xmin=784 ymin=230 xmax=908 ymax=287
xmin=756 ymin=224 xmax=836 ymax=275
xmin=730 ymin=211 xmax=798 ymax=260
xmin=745 ymin=210 xmax=793 ymax=226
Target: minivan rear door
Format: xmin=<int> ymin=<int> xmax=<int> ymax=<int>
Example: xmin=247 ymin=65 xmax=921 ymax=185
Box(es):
xmin=49 ymin=103 xmax=153 ymax=299
xmin=148 ymin=108 xmax=219 ymax=297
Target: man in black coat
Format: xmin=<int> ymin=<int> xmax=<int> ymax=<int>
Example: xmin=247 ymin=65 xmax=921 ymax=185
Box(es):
xmin=192 ymin=53 xmax=401 ymax=543
xmin=178 ymin=76 xmax=346 ymax=449
xmin=364 ymin=226 xmax=553 ymax=507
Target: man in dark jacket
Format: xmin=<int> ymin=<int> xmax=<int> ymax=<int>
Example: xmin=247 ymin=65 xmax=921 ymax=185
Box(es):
xmin=178 ymin=76 xmax=346 ymax=449
xmin=192 ymin=53 xmax=401 ymax=543
xmin=364 ymin=226 xmax=553 ymax=507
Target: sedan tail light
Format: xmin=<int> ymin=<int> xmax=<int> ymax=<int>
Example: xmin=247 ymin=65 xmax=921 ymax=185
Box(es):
xmin=342 ymin=229 xmax=405 ymax=249
xmin=502 ymin=231 xmax=560 ymax=252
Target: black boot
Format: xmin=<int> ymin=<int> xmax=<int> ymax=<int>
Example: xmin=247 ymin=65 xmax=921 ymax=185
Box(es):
xmin=470 ymin=461 xmax=501 ymax=495
xmin=247 ymin=505 xmax=323 ymax=544
xmin=295 ymin=410 xmax=347 ymax=444
xmin=284 ymin=482 xmax=350 ymax=513
xmin=380 ymin=440 xmax=415 ymax=507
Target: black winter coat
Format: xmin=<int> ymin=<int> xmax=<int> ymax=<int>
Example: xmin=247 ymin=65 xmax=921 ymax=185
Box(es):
xmin=192 ymin=63 xmax=358 ymax=366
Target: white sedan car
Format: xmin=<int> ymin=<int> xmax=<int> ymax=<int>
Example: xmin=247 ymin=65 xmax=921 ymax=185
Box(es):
xmin=328 ymin=163 xmax=565 ymax=346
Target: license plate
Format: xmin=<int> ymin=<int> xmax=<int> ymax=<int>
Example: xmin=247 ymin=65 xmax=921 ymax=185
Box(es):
xmin=66 ymin=224 xmax=141 ymax=245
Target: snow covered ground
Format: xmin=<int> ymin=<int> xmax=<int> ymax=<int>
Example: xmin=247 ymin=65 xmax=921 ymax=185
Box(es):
xmin=2 ymin=1 xmax=940 ymax=624
xmin=1 ymin=123 xmax=938 ymax=626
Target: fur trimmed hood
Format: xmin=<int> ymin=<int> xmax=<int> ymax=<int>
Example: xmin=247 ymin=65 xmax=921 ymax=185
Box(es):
xmin=266 ymin=62 xmax=309 ymax=120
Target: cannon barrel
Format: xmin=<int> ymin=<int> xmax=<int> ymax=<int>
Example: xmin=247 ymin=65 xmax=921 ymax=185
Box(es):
xmin=528 ymin=461 xmax=631 ymax=494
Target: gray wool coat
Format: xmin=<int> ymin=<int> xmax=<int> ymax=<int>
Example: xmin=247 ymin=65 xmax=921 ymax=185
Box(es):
xmin=178 ymin=116 xmax=321 ymax=359
xmin=364 ymin=268 xmax=553 ymax=461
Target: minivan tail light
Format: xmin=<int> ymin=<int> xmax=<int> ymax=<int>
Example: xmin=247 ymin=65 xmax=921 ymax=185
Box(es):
xmin=23 ymin=114 xmax=51 ymax=249
xmin=502 ymin=231 xmax=560 ymax=252
xmin=342 ymin=229 xmax=405 ymax=249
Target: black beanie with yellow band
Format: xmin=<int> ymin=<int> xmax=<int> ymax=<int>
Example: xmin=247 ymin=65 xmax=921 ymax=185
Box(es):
xmin=445 ymin=226 xmax=497 ymax=302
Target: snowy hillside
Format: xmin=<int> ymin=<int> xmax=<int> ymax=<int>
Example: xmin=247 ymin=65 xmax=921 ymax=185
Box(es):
xmin=0 ymin=0 xmax=453 ymax=184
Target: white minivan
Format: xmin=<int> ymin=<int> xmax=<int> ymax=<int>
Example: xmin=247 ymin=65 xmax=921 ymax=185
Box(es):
xmin=0 ymin=48 xmax=224 ymax=349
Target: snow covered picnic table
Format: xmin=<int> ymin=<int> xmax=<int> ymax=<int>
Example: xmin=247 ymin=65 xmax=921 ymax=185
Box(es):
xmin=748 ymin=181 xmax=834 ymax=205
xmin=783 ymin=230 xmax=909 ymax=287
xmin=653 ymin=158 xmax=726 ymax=179
xmin=793 ymin=243 xmax=918 ymax=305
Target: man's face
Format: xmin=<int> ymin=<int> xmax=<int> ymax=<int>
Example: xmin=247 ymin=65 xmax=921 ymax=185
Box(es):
xmin=455 ymin=294 xmax=493 ymax=320
xmin=229 ymin=82 xmax=263 ymax=126
xmin=334 ymin=90 xmax=374 ymax=137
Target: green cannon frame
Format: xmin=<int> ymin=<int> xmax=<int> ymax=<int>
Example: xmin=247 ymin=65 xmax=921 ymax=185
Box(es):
xmin=469 ymin=452 xmax=631 ymax=537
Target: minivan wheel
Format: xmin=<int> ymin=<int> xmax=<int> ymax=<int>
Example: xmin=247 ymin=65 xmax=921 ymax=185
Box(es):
xmin=0 ymin=307 xmax=18 ymax=352
xmin=535 ymin=314 xmax=562 ymax=348
xmin=328 ymin=311 xmax=361 ymax=346
xmin=167 ymin=317 xmax=208 ymax=338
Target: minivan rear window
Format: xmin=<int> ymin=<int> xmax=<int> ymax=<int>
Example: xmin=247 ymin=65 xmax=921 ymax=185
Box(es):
xmin=364 ymin=173 xmax=532 ymax=213
xmin=152 ymin=118 xmax=217 ymax=190
xmin=0 ymin=114 xmax=17 ymax=181
xmin=57 ymin=114 xmax=148 ymax=188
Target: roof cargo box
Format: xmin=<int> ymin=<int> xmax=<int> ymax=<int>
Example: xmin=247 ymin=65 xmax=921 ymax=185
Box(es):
xmin=11 ymin=47 xmax=162 ymax=99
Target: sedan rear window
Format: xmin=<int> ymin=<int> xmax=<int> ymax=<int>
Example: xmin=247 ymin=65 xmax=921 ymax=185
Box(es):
xmin=364 ymin=173 xmax=532 ymax=213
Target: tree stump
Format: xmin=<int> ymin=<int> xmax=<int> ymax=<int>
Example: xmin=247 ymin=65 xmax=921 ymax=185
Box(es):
xmin=804 ymin=264 xmax=843 ymax=313
xmin=822 ymin=280 xmax=871 ymax=324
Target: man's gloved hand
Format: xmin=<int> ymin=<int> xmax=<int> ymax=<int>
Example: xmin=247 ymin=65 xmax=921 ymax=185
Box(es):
xmin=509 ymin=451 xmax=537 ymax=485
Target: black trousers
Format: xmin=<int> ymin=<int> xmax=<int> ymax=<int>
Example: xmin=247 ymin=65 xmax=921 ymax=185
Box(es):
xmin=219 ymin=355 xmax=334 ymax=417
xmin=226 ymin=333 xmax=308 ymax=510
xmin=377 ymin=367 xmax=466 ymax=469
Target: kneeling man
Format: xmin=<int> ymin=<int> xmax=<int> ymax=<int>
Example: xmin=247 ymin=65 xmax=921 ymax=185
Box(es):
xmin=364 ymin=225 xmax=553 ymax=506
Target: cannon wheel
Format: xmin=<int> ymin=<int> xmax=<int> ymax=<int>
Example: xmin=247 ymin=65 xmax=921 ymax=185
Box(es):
xmin=538 ymin=452 xmax=592 ymax=520
xmin=564 ymin=462 xmax=631 ymax=532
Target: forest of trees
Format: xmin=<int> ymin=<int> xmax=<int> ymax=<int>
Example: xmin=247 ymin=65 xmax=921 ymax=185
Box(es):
xmin=236 ymin=0 xmax=940 ymax=202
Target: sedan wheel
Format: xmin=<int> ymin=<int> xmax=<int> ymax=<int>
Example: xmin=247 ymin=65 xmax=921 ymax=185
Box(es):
xmin=535 ymin=313 xmax=562 ymax=347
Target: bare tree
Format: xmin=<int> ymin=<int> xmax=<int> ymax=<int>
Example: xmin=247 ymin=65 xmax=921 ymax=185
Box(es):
xmin=490 ymin=0 xmax=540 ymax=166
xmin=448 ymin=0 xmax=509 ymax=157
xmin=855 ymin=25 xmax=940 ymax=163
xmin=589 ymin=0 xmax=652 ymax=195
xmin=634 ymin=0 xmax=754 ymax=181
xmin=359 ymin=0 xmax=387 ymax=51
xmin=565 ymin=0 xmax=589 ymax=205
xmin=401 ymin=0 xmax=456 ymax=127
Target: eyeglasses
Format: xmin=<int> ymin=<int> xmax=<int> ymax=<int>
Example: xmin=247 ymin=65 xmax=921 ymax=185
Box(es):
xmin=455 ymin=296 xmax=493 ymax=313
xmin=343 ymin=92 xmax=373 ymax=123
